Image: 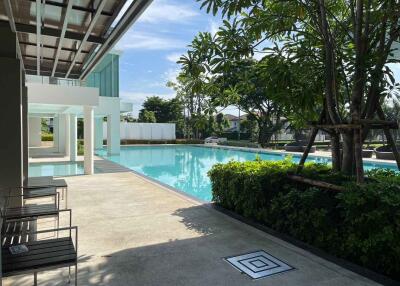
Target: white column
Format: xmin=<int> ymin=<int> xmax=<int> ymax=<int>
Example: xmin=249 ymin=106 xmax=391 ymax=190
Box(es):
xmin=70 ymin=114 xmax=77 ymax=162
xmin=65 ymin=114 xmax=70 ymax=157
xmin=107 ymin=113 xmax=120 ymax=155
xmin=84 ymin=106 xmax=94 ymax=175
xmin=28 ymin=117 xmax=42 ymax=147
xmin=53 ymin=116 xmax=59 ymax=152
xmin=58 ymin=114 xmax=66 ymax=154
xmin=95 ymin=117 xmax=104 ymax=149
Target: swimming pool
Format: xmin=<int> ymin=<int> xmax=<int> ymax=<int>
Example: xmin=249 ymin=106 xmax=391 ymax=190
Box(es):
xmin=29 ymin=162 xmax=85 ymax=177
xmin=96 ymin=145 xmax=398 ymax=202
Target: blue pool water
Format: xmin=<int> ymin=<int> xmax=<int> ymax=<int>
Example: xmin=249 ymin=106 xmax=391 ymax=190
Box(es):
xmin=96 ymin=145 xmax=398 ymax=202
xmin=29 ymin=162 xmax=84 ymax=177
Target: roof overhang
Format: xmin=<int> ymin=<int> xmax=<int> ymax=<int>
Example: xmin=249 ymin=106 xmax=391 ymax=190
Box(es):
xmin=0 ymin=0 xmax=153 ymax=79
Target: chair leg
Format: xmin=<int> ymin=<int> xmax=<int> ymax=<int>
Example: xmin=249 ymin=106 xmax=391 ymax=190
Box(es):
xmin=75 ymin=263 xmax=78 ymax=286
xmin=34 ymin=272 xmax=37 ymax=286
xmin=68 ymin=266 xmax=71 ymax=284
xmin=57 ymin=213 xmax=60 ymax=238
xmin=65 ymin=188 xmax=68 ymax=208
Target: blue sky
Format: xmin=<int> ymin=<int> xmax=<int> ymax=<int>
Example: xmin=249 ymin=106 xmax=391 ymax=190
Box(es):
xmin=115 ymin=0 xmax=223 ymax=116
xmin=115 ymin=0 xmax=400 ymax=117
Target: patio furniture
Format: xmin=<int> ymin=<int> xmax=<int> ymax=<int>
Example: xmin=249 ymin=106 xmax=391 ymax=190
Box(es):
xmin=1 ymin=226 xmax=78 ymax=285
xmin=27 ymin=177 xmax=69 ymax=208
xmin=1 ymin=191 xmax=72 ymax=236
xmin=375 ymin=145 xmax=400 ymax=160
xmin=2 ymin=217 xmax=37 ymax=247
xmin=0 ymin=196 xmax=78 ymax=285
xmin=362 ymin=149 xmax=374 ymax=158
xmin=284 ymin=142 xmax=316 ymax=153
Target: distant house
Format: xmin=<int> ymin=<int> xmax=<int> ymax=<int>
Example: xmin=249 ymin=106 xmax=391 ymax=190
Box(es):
xmin=224 ymin=114 xmax=247 ymax=132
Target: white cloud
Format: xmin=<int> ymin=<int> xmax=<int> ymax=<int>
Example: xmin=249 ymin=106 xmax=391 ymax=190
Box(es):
xmin=163 ymin=67 xmax=180 ymax=83
xmin=209 ymin=20 xmax=220 ymax=36
xmin=117 ymin=31 xmax=187 ymax=50
xmin=166 ymin=52 xmax=182 ymax=63
xmin=138 ymin=0 xmax=200 ymax=24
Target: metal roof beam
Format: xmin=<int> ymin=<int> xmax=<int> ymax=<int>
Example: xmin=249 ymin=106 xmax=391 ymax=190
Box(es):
xmin=0 ymin=20 xmax=105 ymax=44
xmin=36 ymin=0 xmax=41 ymax=75
xmin=19 ymin=41 xmax=90 ymax=54
xmin=27 ymin=0 xmax=114 ymax=17
xmin=25 ymin=65 xmax=80 ymax=78
xmin=52 ymin=0 xmax=74 ymax=77
xmin=2 ymin=0 xmax=25 ymax=71
xmin=66 ymin=0 xmax=107 ymax=78
xmin=23 ymin=54 xmax=83 ymax=65
xmin=80 ymin=0 xmax=153 ymax=80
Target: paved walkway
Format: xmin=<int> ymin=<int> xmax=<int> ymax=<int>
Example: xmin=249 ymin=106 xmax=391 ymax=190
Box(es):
xmin=4 ymin=171 xmax=380 ymax=286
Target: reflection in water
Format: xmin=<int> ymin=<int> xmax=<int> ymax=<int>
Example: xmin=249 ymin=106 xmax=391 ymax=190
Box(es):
xmin=29 ymin=162 xmax=84 ymax=177
xmin=96 ymin=146 xmax=398 ymax=202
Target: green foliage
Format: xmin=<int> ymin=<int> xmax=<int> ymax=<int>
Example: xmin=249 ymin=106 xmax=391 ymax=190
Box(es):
xmin=41 ymin=133 xmax=53 ymax=142
xmin=77 ymin=140 xmax=84 ymax=156
xmin=217 ymin=140 xmax=258 ymax=148
xmin=208 ymin=161 xmax=400 ymax=279
xmin=138 ymin=110 xmax=157 ymax=123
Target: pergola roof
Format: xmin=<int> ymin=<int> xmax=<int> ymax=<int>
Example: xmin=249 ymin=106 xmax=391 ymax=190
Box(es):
xmin=0 ymin=0 xmax=152 ymax=79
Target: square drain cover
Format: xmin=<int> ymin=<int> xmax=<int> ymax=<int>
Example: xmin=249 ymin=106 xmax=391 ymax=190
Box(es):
xmin=225 ymin=250 xmax=294 ymax=279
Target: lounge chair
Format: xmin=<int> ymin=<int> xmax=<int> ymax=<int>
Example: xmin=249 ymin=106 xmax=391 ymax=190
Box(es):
xmin=1 ymin=191 xmax=72 ymax=234
xmin=1 ymin=226 xmax=78 ymax=285
xmin=0 ymin=198 xmax=78 ymax=285
xmin=284 ymin=142 xmax=316 ymax=153
xmin=375 ymin=145 xmax=400 ymax=160
xmin=27 ymin=177 xmax=69 ymax=208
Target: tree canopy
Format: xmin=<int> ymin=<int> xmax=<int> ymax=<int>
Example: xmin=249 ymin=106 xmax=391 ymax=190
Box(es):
xmin=175 ymin=0 xmax=400 ymax=182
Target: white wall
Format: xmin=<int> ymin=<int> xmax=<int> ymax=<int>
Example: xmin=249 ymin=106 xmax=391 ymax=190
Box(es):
xmin=27 ymin=83 xmax=99 ymax=106
xmin=28 ymin=117 xmax=42 ymax=147
xmin=104 ymin=123 xmax=176 ymax=141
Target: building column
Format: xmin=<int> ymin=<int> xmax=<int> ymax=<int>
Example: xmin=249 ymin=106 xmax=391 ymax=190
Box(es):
xmin=22 ymin=78 xmax=28 ymax=186
xmin=0 ymin=26 xmax=24 ymax=207
xmin=53 ymin=116 xmax=59 ymax=152
xmin=84 ymin=106 xmax=94 ymax=175
xmin=107 ymin=113 xmax=120 ymax=155
xmin=95 ymin=117 xmax=104 ymax=149
xmin=58 ymin=114 xmax=67 ymax=154
xmin=28 ymin=117 xmax=42 ymax=147
xmin=65 ymin=114 xmax=70 ymax=157
xmin=70 ymin=114 xmax=77 ymax=162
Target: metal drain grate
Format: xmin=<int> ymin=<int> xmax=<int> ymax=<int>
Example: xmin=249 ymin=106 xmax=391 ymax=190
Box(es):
xmin=225 ymin=250 xmax=294 ymax=279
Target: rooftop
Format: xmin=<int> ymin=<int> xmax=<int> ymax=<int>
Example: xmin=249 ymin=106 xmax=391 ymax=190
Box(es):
xmin=0 ymin=0 xmax=152 ymax=79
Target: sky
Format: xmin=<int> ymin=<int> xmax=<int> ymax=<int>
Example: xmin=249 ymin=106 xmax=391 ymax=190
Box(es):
xmin=115 ymin=0 xmax=224 ymax=117
xmin=115 ymin=0 xmax=400 ymax=117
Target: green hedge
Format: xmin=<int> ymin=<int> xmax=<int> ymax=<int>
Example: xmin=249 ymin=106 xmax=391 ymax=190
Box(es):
xmin=218 ymin=140 xmax=260 ymax=148
xmin=208 ymin=160 xmax=400 ymax=280
xmin=120 ymin=139 xmax=204 ymax=145
xmin=41 ymin=133 xmax=53 ymax=141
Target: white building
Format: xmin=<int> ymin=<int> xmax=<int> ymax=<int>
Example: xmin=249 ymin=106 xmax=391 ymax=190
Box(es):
xmin=0 ymin=0 xmax=152 ymax=203
xmin=27 ymin=51 xmax=132 ymax=163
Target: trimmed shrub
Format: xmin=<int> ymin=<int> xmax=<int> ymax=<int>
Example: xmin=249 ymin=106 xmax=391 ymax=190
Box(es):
xmin=41 ymin=133 xmax=53 ymax=141
xmin=218 ymin=140 xmax=260 ymax=148
xmin=208 ymin=161 xmax=400 ymax=280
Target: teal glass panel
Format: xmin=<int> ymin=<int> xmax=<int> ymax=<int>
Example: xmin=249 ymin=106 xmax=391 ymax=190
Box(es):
xmin=86 ymin=53 xmax=119 ymax=98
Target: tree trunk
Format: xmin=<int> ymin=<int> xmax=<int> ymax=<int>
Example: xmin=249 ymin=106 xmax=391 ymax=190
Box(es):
xmin=330 ymin=132 xmax=341 ymax=172
xmin=258 ymin=123 xmax=273 ymax=148
xmin=341 ymin=131 xmax=354 ymax=175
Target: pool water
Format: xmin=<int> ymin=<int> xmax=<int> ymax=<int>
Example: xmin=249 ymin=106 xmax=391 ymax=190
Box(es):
xmin=29 ymin=162 xmax=84 ymax=177
xmin=96 ymin=145 xmax=398 ymax=202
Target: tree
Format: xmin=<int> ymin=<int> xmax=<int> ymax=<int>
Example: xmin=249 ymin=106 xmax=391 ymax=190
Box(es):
xmin=197 ymin=0 xmax=400 ymax=182
xmin=138 ymin=96 xmax=184 ymax=135
xmin=138 ymin=110 xmax=156 ymax=123
xmin=215 ymin=113 xmax=230 ymax=135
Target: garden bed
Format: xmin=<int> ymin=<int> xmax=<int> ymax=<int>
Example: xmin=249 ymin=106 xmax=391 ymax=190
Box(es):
xmin=208 ymin=160 xmax=400 ymax=281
